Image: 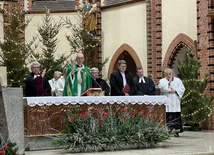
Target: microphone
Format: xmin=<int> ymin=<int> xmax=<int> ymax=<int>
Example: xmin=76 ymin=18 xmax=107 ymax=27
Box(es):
xmin=82 ymin=68 xmax=103 ymax=96
xmin=84 ymin=68 xmax=102 ymax=89
xmin=92 ymin=78 xmax=102 ymax=89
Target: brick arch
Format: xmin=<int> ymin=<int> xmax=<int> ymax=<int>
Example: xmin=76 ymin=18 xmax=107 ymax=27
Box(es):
xmin=108 ymin=43 xmax=142 ymax=78
xmin=163 ymin=33 xmax=197 ymax=70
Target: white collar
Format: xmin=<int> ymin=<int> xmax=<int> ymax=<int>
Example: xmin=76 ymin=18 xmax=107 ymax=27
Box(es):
xmin=139 ymin=77 xmax=145 ymax=83
xmin=120 ymin=72 xmax=125 ymax=75
xmin=34 ymin=74 xmax=40 ymax=79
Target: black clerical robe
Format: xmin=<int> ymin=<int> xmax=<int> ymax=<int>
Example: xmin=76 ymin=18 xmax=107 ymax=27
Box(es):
xmin=133 ymin=76 xmax=155 ymax=95
xmin=110 ymin=70 xmax=135 ymax=96
xmin=24 ymin=72 xmax=51 ymax=97
xmin=91 ymin=78 xmax=110 ymax=96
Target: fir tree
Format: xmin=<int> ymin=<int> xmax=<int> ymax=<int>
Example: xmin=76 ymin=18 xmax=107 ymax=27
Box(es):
xmin=63 ymin=12 xmax=109 ymax=71
xmin=32 ymin=8 xmax=69 ymax=80
xmin=178 ymin=52 xmax=214 ymax=126
xmin=0 ymin=4 xmax=32 ymax=87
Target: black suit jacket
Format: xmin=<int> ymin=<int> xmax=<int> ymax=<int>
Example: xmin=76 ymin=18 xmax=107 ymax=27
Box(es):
xmin=110 ymin=70 xmax=135 ymax=96
xmin=24 ymin=73 xmax=51 ymax=97
xmin=91 ymin=78 xmax=110 ymax=96
xmin=133 ymin=76 xmax=155 ymax=95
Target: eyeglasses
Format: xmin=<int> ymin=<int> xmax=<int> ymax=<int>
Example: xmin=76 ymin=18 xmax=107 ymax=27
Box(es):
xmin=77 ymin=57 xmax=84 ymax=60
xmin=32 ymin=67 xmax=39 ymax=69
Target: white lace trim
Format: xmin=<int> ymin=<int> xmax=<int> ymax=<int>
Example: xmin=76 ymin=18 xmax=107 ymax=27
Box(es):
xmin=24 ymin=96 xmax=171 ymax=107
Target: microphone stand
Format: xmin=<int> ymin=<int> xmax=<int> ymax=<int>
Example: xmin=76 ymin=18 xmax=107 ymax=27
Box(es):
xmin=84 ymin=69 xmax=102 ymax=89
xmin=78 ymin=67 xmax=103 ymax=96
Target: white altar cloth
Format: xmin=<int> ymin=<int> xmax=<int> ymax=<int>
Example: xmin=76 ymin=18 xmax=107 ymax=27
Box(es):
xmin=24 ymin=96 xmax=171 ymax=107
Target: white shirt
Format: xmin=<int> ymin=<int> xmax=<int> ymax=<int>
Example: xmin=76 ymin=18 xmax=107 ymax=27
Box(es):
xmin=120 ymin=72 xmax=127 ymax=86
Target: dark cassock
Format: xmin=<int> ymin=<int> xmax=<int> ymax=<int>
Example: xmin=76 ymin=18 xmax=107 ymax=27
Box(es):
xmin=24 ymin=73 xmax=51 ymax=97
xmin=91 ymin=78 xmax=110 ymax=96
xmin=110 ymin=70 xmax=135 ymax=96
xmin=133 ymin=76 xmax=155 ymax=95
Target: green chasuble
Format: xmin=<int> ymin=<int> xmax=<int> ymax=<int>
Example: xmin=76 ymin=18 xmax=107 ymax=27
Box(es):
xmin=63 ymin=64 xmax=92 ymax=96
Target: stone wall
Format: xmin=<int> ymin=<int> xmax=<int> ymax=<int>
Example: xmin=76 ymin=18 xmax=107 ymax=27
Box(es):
xmin=0 ymin=87 xmax=24 ymax=153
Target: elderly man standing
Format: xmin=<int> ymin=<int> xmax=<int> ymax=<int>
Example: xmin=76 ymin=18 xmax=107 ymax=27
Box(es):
xmin=24 ymin=61 xmax=51 ymax=97
xmin=158 ymin=68 xmax=185 ymax=137
xmin=133 ymin=67 xmax=155 ymax=95
xmin=63 ymin=52 xmax=92 ymax=96
xmin=90 ymin=67 xmax=110 ymax=96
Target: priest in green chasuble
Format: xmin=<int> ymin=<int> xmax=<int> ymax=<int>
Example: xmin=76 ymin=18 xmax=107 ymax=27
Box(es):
xmin=63 ymin=52 xmax=92 ymax=96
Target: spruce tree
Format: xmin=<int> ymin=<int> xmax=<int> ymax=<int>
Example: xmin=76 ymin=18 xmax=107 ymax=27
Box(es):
xmin=0 ymin=4 xmax=32 ymax=87
xmin=63 ymin=12 xmax=109 ymax=71
xmin=32 ymin=8 xmax=69 ymax=80
xmin=178 ymin=52 xmax=214 ymax=127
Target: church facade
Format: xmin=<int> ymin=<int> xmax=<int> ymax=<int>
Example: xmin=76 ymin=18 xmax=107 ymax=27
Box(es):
xmin=0 ymin=0 xmax=214 ymax=129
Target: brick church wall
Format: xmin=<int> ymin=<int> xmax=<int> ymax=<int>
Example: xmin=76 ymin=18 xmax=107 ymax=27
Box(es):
xmin=196 ymin=0 xmax=214 ymax=130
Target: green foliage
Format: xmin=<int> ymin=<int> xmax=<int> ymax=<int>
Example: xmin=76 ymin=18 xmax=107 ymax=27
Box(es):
xmin=32 ymin=8 xmax=69 ymax=80
xmin=62 ymin=15 xmax=109 ymax=71
xmin=182 ymin=75 xmax=209 ymax=94
xmin=178 ymin=52 xmax=201 ymax=79
xmin=0 ymin=139 xmax=24 ymax=155
xmin=0 ymin=131 xmax=24 ymax=155
xmin=0 ymin=4 xmax=32 ymax=87
xmin=52 ymin=105 xmax=169 ymax=152
xmin=178 ymin=52 xmax=214 ymax=125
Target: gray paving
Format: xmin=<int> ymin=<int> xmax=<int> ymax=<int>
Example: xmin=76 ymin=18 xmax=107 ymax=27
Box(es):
xmin=25 ymin=130 xmax=214 ymax=155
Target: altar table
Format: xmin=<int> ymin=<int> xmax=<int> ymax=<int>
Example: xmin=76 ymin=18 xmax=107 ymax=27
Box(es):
xmin=24 ymin=96 xmax=170 ymax=136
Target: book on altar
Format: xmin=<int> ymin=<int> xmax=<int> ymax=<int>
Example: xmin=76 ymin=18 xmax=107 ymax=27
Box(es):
xmin=122 ymin=84 xmax=130 ymax=94
xmin=81 ymin=87 xmax=103 ymax=96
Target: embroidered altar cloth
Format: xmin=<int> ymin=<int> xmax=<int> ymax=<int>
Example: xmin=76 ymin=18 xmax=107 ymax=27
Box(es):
xmin=25 ymin=96 xmax=170 ymax=107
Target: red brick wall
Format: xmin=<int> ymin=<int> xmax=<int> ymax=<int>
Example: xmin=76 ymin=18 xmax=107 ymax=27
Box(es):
xmin=2 ymin=0 xmax=25 ymax=42
xmin=96 ymin=0 xmax=102 ymax=67
xmin=198 ymin=0 xmax=214 ymax=130
xmin=146 ymin=0 xmax=162 ymax=84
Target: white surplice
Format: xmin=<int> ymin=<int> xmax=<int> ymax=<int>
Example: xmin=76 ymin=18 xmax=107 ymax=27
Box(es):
xmin=48 ymin=78 xmax=64 ymax=96
xmin=158 ymin=77 xmax=185 ymax=112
